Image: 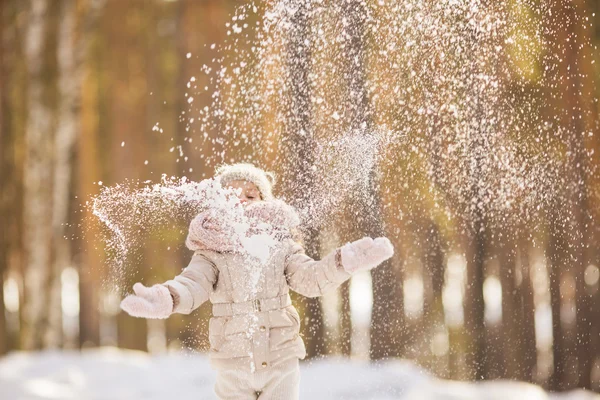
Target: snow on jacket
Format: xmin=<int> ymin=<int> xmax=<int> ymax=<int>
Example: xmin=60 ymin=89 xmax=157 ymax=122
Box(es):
xmin=163 ymin=200 xmax=351 ymax=372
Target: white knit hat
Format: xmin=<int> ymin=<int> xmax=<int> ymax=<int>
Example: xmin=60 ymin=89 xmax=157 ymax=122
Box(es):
xmin=215 ymin=163 xmax=276 ymax=200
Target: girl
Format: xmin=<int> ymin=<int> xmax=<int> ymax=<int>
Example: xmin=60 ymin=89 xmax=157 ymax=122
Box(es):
xmin=120 ymin=163 xmax=394 ymax=400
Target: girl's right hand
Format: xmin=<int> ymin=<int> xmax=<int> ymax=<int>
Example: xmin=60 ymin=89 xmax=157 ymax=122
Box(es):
xmin=120 ymin=283 xmax=173 ymax=319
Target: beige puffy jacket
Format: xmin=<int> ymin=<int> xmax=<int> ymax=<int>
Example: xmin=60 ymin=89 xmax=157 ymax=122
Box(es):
xmin=163 ymin=239 xmax=351 ymax=372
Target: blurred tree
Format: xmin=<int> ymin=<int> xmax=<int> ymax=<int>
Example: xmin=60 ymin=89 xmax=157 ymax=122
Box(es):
xmin=48 ymin=0 xmax=98 ymax=349
xmin=421 ymin=220 xmax=446 ymax=369
xmin=463 ymin=222 xmax=487 ymax=380
xmin=0 ymin=0 xmax=10 ymax=356
xmin=171 ymin=0 xmax=230 ymax=351
xmin=543 ymin=0 xmax=596 ymax=389
xmin=21 ymin=0 xmax=54 ymax=350
xmin=280 ymin=0 xmax=327 ymax=358
xmin=60 ymin=0 xmax=104 ymax=349
xmin=103 ymin=0 xmax=150 ymax=351
xmin=18 ymin=0 xmax=105 ymax=350
xmin=564 ymin=1 xmax=598 ymax=389
xmin=461 ymin=9 xmax=494 ymax=379
xmin=497 ymin=229 xmax=522 ymax=379
xmin=78 ymin=21 xmax=102 ymax=349
xmin=4 ymin=0 xmax=27 ymax=352
xmin=2 ymin=0 xmax=600 ymax=391
xmin=521 ymin=239 xmax=537 ymax=382
xmin=338 ymin=0 xmax=402 ymax=360
xmin=547 ymin=205 xmax=568 ymax=390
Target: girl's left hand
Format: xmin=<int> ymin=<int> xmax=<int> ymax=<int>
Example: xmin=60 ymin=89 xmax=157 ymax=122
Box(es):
xmin=340 ymin=237 xmax=394 ymax=273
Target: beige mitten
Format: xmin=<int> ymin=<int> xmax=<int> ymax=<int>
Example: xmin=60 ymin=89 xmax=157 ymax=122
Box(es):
xmin=340 ymin=237 xmax=394 ymax=273
xmin=120 ymin=283 xmax=173 ymax=319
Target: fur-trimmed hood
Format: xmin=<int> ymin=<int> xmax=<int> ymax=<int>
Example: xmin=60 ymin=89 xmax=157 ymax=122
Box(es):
xmin=216 ymin=163 xmax=276 ymax=200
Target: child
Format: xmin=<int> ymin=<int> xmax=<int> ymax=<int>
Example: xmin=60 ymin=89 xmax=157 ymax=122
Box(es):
xmin=120 ymin=163 xmax=394 ymax=400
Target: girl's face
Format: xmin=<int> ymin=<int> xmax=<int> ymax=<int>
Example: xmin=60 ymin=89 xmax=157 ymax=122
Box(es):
xmin=227 ymin=180 xmax=262 ymax=204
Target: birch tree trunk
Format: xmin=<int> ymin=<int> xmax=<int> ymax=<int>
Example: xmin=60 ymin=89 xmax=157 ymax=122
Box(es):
xmin=46 ymin=0 xmax=78 ymax=349
xmin=22 ymin=0 xmax=53 ymax=350
xmin=52 ymin=0 xmax=104 ymax=348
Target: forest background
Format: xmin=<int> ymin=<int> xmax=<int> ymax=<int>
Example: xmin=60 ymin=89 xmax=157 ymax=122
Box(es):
xmin=2 ymin=0 xmax=600 ymax=393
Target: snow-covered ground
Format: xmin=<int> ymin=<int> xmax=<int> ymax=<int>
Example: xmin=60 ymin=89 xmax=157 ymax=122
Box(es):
xmin=0 ymin=348 xmax=597 ymax=400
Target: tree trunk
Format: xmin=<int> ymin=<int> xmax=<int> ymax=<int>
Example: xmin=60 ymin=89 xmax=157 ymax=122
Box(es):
xmin=76 ymin=0 xmax=106 ymax=349
xmin=176 ymin=0 xmax=227 ymax=179
xmin=543 ymin=0 xmax=594 ymax=389
xmin=171 ymin=0 xmax=229 ymax=350
xmin=519 ymin=236 xmax=537 ymax=382
xmin=463 ymin=218 xmax=487 ymax=380
xmin=22 ymin=0 xmax=53 ymax=350
xmin=423 ymin=222 xmax=445 ymax=326
xmin=548 ymin=204 xmax=566 ymax=390
xmin=462 ymin=24 xmax=490 ymax=380
xmin=422 ymin=221 xmax=445 ymax=371
xmin=77 ymin=72 xmax=102 ymax=347
xmin=301 ymin=228 xmax=328 ymax=356
xmin=336 ymin=0 xmax=402 ymax=360
xmin=0 ymin=0 xmax=9 ymax=355
xmin=279 ymin=0 xmax=327 ymax=358
xmin=4 ymin=0 xmax=27 ymax=351
xmin=339 ymin=280 xmax=351 ymax=356
xmin=46 ymin=0 xmax=78 ymax=350
xmin=105 ymin=0 xmax=149 ymax=351
xmin=335 ymin=219 xmax=358 ymax=357
xmin=498 ymin=231 xmax=522 ymax=379
xmin=53 ymin=0 xmax=104 ymax=349
xmin=563 ymin=4 xmax=593 ymax=389
xmin=580 ymin=5 xmax=600 ymax=390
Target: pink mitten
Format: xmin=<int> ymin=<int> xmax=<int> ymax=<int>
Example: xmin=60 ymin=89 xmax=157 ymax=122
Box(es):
xmin=340 ymin=237 xmax=394 ymax=274
xmin=120 ymin=283 xmax=173 ymax=319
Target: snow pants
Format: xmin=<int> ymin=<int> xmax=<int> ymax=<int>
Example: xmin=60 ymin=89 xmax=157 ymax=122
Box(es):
xmin=214 ymin=359 xmax=300 ymax=400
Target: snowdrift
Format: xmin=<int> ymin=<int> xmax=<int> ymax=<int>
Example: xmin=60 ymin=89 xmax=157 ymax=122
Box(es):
xmin=0 ymin=348 xmax=596 ymax=400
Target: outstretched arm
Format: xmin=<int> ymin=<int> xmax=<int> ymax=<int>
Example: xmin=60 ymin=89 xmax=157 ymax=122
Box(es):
xmin=284 ymin=243 xmax=350 ymax=298
xmin=285 ymin=237 xmax=394 ymax=298
xmin=163 ymin=252 xmax=218 ymax=314
xmin=120 ymin=251 xmax=218 ymax=318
